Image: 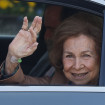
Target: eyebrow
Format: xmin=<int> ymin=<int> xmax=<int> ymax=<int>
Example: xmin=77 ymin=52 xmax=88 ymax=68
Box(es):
xmin=63 ymin=51 xmax=73 ymax=54
xmin=81 ymin=50 xmax=93 ymax=54
xmin=64 ymin=50 xmax=93 ymax=54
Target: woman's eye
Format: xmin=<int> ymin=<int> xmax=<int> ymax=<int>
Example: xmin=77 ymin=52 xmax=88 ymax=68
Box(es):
xmin=66 ymin=55 xmax=73 ymax=58
xmin=82 ymin=54 xmax=91 ymax=57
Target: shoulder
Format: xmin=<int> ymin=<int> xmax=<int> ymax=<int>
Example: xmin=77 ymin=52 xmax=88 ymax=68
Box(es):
xmin=50 ymin=70 xmax=69 ymax=85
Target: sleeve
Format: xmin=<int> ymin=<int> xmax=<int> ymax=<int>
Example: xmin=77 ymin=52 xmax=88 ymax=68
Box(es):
xmin=0 ymin=63 xmax=51 ymax=85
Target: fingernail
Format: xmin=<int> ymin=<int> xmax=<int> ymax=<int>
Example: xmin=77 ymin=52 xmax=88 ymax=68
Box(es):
xmin=35 ymin=42 xmax=39 ymax=46
xmin=35 ymin=16 xmax=38 ymax=19
xmin=24 ymin=16 xmax=27 ymax=18
xmin=24 ymin=16 xmax=27 ymax=20
xmin=39 ymin=17 xmax=42 ymax=20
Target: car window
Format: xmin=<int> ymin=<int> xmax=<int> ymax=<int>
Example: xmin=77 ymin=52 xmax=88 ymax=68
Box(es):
xmin=0 ymin=0 xmax=105 ymax=87
xmin=0 ymin=1 xmax=45 ymax=36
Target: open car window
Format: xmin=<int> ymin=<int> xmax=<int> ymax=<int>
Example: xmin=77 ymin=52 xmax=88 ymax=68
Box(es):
xmin=0 ymin=0 xmax=105 ymax=87
xmin=0 ymin=1 xmax=105 ymax=105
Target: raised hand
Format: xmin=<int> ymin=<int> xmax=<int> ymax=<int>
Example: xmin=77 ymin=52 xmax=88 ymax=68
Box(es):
xmin=8 ymin=16 xmax=42 ymax=59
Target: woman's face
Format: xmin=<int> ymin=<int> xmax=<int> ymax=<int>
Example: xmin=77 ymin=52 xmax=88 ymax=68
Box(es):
xmin=62 ymin=34 xmax=100 ymax=85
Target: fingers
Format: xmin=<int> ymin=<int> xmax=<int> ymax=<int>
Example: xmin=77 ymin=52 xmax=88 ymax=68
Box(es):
xmin=22 ymin=16 xmax=28 ymax=30
xmin=34 ymin=17 xmax=42 ymax=34
xmin=31 ymin=42 xmax=38 ymax=49
xmin=29 ymin=27 xmax=37 ymax=42
xmin=20 ymin=16 xmax=42 ymax=46
xmin=31 ymin=16 xmax=38 ymax=29
xmin=26 ymin=42 xmax=38 ymax=55
xmin=30 ymin=16 xmax=42 ymax=34
xmin=28 ymin=16 xmax=42 ymax=42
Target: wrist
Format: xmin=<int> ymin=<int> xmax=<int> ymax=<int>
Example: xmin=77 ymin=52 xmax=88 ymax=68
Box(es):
xmin=5 ymin=53 xmax=22 ymax=75
xmin=10 ymin=56 xmax=22 ymax=63
xmin=6 ymin=52 xmax=22 ymax=63
xmin=0 ymin=61 xmax=19 ymax=79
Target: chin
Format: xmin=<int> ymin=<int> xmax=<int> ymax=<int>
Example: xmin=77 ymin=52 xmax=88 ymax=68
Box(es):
xmin=71 ymin=81 xmax=89 ymax=86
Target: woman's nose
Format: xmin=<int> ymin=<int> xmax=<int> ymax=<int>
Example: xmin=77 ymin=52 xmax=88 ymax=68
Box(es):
xmin=73 ymin=58 xmax=84 ymax=70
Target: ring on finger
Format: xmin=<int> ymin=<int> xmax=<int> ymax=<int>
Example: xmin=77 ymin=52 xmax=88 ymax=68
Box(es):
xmin=28 ymin=29 xmax=30 ymax=32
xmin=21 ymin=28 xmax=27 ymax=31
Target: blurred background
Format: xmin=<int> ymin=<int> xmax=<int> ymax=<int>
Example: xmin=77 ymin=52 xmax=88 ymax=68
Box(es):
xmin=0 ymin=0 xmax=45 ymax=36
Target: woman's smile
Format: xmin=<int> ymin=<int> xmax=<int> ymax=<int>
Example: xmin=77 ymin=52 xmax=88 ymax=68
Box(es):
xmin=71 ymin=72 xmax=88 ymax=80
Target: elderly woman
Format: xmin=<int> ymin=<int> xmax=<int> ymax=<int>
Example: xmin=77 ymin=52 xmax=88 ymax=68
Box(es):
xmin=49 ymin=12 xmax=102 ymax=85
xmin=0 ymin=12 xmax=102 ymax=85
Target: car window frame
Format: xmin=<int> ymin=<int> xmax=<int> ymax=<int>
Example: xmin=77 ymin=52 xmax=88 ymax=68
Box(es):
xmin=1 ymin=0 xmax=105 ymax=87
xmin=99 ymin=10 xmax=105 ymax=86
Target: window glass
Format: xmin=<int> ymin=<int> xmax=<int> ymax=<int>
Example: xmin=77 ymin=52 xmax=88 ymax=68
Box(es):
xmin=0 ymin=0 xmax=45 ymax=36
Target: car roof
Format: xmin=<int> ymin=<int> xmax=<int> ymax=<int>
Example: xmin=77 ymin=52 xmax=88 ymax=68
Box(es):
xmin=23 ymin=0 xmax=105 ymax=16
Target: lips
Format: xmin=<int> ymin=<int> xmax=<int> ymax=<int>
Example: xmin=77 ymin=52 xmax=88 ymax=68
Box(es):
xmin=71 ymin=72 xmax=88 ymax=79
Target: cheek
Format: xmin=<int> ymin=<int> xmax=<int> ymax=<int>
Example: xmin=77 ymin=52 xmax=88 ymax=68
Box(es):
xmin=63 ymin=58 xmax=73 ymax=72
xmin=84 ymin=58 xmax=99 ymax=72
xmin=87 ymin=58 xmax=100 ymax=78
